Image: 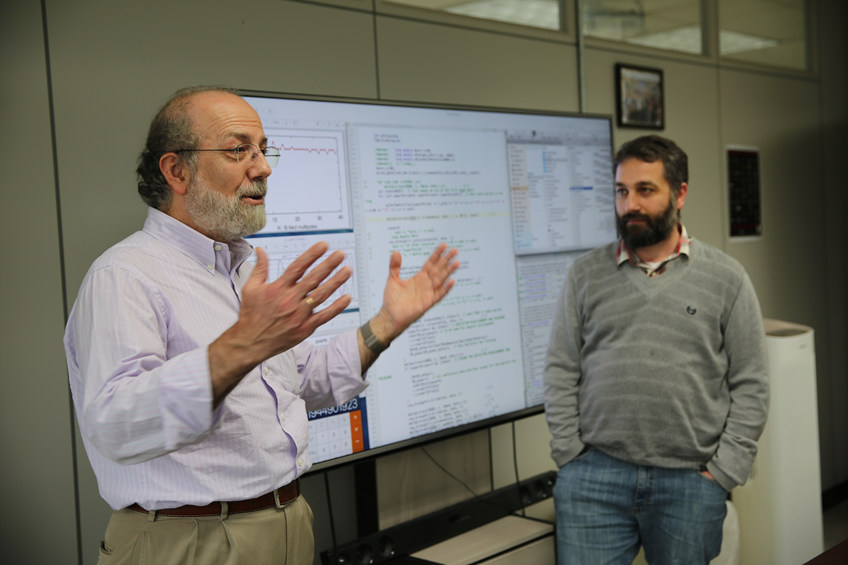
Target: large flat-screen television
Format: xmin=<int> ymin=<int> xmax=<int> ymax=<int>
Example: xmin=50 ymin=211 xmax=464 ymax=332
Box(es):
xmin=241 ymin=92 xmax=616 ymax=470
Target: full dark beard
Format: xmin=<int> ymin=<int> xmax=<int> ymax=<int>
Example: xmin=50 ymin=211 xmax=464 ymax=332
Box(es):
xmin=616 ymin=197 xmax=678 ymax=250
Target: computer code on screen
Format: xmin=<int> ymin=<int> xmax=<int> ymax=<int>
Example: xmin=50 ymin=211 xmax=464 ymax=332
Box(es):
xmin=244 ymin=95 xmax=615 ymax=468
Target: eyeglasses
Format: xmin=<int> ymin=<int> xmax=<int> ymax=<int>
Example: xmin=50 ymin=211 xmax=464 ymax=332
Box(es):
xmin=174 ymin=143 xmax=280 ymax=168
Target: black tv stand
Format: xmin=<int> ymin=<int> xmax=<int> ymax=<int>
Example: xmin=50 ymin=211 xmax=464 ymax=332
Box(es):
xmin=320 ymin=471 xmax=556 ymax=565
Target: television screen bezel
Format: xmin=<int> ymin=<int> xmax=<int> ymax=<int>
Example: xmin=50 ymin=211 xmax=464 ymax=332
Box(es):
xmin=238 ymin=89 xmax=614 ymax=473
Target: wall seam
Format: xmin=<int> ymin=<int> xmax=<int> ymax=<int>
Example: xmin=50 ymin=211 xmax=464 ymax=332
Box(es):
xmin=39 ymin=1 xmax=83 ymax=563
xmin=372 ymin=0 xmax=382 ymax=100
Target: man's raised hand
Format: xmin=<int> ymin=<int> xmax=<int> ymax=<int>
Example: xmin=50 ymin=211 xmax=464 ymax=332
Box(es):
xmin=209 ymin=241 xmax=352 ymax=403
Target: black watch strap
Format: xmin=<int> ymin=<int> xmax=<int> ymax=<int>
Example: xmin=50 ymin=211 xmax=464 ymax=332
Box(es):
xmin=360 ymin=320 xmax=389 ymax=355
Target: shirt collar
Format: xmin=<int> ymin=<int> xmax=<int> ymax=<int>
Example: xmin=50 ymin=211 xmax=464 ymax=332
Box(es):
xmin=142 ymin=207 xmax=254 ymax=276
xmin=616 ymin=223 xmax=691 ymax=274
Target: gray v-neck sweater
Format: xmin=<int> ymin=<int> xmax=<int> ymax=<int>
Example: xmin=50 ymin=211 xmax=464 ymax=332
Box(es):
xmin=544 ymin=238 xmax=769 ymax=491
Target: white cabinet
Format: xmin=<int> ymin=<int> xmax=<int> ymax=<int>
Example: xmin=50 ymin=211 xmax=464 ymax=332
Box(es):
xmin=733 ymin=319 xmax=824 ymax=565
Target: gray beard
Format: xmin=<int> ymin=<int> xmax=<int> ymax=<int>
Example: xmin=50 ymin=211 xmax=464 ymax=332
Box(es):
xmin=185 ymin=177 xmax=267 ymax=242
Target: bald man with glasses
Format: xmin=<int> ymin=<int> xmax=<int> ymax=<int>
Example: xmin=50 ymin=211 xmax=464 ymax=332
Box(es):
xmin=65 ymin=86 xmax=459 ymax=565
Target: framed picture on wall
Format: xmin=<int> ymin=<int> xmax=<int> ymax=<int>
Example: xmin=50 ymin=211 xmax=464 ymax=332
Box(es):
xmin=615 ymin=63 xmax=664 ymax=129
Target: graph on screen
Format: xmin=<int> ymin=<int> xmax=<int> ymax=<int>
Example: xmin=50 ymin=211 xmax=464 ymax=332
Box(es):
xmin=258 ymin=129 xmax=351 ymax=234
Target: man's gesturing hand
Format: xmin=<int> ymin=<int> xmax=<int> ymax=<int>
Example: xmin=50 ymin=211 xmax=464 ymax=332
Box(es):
xmin=209 ymin=241 xmax=352 ymax=404
xmin=364 ymin=243 xmax=460 ymax=355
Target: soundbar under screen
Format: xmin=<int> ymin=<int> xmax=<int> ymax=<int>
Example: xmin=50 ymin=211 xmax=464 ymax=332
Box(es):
xmin=241 ymin=93 xmax=616 ymax=470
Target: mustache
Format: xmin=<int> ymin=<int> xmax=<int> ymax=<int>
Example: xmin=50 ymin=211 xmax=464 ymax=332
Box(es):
xmin=620 ymin=212 xmax=652 ymax=223
xmin=236 ymin=180 xmax=267 ymax=199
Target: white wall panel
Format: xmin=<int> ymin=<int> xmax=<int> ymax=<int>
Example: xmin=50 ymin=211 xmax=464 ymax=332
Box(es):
xmin=720 ymin=67 xmax=833 ymax=488
xmin=376 ymin=16 xmax=579 ymax=112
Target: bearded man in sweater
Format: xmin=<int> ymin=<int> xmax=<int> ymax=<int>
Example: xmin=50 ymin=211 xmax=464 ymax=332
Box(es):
xmin=544 ymin=135 xmax=768 ymax=565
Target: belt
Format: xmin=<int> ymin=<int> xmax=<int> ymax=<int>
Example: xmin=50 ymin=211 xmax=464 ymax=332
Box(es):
xmin=128 ymin=479 xmax=300 ymax=517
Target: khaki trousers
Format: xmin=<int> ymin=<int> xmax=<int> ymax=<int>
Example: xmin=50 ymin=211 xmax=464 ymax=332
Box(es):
xmin=97 ymin=495 xmax=314 ymax=565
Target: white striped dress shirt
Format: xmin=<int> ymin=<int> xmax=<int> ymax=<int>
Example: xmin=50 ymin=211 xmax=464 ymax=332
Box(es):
xmin=64 ymin=208 xmax=367 ymax=510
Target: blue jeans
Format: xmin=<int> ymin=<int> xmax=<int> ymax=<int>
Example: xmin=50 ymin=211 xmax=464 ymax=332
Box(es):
xmin=553 ymin=448 xmax=727 ymax=565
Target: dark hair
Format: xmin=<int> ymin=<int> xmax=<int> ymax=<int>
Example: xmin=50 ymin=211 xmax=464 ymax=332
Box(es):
xmin=613 ymin=135 xmax=688 ymax=197
xmin=135 ymin=86 xmax=237 ymax=209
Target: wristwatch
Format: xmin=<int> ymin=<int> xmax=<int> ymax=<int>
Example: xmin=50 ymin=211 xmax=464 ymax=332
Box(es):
xmin=360 ymin=320 xmax=389 ymax=355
